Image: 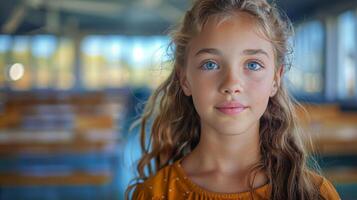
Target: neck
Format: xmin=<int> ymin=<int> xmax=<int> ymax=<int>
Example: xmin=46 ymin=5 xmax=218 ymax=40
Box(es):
xmin=180 ymin=120 xmax=268 ymax=191
xmin=188 ymin=120 xmax=262 ymax=174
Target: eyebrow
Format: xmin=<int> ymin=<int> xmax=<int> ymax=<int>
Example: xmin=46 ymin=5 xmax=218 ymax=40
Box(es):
xmin=243 ymin=49 xmax=270 ymax=58
xmin=195 ymin=48 xmax=222 ymax=56
xmin=195 ymin=48 xmax=270 ymax=58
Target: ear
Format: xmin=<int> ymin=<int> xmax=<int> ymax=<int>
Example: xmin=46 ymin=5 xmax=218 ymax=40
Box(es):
xmin=177 ymin=68 xmax=192 ymax=96
xmin=270 ymin=65 xmax=284 ymax=97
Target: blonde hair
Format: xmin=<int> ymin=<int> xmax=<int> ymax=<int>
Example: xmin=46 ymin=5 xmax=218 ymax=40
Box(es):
xmin=126 ymin=0 xmax=323 ymax=199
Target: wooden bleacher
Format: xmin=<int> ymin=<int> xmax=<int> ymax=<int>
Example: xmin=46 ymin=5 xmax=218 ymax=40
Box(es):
xmin=298 ymin=103 xmax=357 ymax=155
xmin=0 ymin=92 xmax=126 ymax=187
xmin=297 ymin=103 xmax=357 ymax=185
xmin=0 ymin=171 xmax=111 ymax=186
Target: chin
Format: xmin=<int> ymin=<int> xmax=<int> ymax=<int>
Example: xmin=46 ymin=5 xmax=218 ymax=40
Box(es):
xmin=214 ymin=125 xmax=251 ymax=136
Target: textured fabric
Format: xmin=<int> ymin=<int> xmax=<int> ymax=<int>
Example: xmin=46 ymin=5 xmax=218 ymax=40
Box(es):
xmin=132 ymin=159 xmax=341 ymax=200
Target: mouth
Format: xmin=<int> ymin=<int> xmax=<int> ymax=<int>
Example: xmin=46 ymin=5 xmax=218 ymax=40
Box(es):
xmin=215 ymin=101 xmax=248 ymax=116
xmin=215 ymin=106 xmax=247 ymax=115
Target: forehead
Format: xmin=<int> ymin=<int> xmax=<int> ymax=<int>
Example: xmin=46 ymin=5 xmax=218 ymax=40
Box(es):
xmin=187 ymin=11 xmax=274 ymax=57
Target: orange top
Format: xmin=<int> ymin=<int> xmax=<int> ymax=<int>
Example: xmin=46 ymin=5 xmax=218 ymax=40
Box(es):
xmin=132 ymin=159 xmax=341 ymax=200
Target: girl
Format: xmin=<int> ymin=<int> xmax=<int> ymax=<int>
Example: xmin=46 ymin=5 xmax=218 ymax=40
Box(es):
xmin=126 ymin=0 xmax=341 ymax=199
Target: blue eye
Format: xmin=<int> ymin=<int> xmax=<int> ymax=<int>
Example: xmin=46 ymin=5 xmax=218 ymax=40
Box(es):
xmin=246 ymin=61 xmax=263 ymax=71
xmin=201 ymin=60 xmax=219 ymax=70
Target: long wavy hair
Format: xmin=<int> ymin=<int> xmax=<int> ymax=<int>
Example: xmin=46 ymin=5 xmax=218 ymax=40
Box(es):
xmin=126 ymin=0 xmax=323 ymax=199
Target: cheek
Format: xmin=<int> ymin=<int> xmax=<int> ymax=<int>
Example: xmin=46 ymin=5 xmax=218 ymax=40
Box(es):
xmin=187 ymin=75 xmax=217 ymax=114
xmin=188 ymin=70 xmax=216 ymax=96
xmin=246 ymin=79 xmax=272 ymax=109
xmin=191 ymin=79 xmax=215 ymax=104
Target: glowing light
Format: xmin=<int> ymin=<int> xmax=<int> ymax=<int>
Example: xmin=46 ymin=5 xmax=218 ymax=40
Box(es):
xmin=9 ymin=63 xmax=25 ymax=81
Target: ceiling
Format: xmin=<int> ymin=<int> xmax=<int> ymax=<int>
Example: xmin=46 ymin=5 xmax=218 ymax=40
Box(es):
xmin=0 ymin=0 xmax=356 ymax=35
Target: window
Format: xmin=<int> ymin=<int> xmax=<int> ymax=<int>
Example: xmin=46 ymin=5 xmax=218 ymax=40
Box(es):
xmin=1 ymin=35 xmax=171 ymax=91
xmin=81 ymin=35 xmax=170 ymax=90
xmin=9 ymin=36 xmax=32 ymax=90
xmin=32 ymin=35 xmax=58 ymax=89
xmin=337 ymin=11 xmax=356 ymax=100
xmin=53 ymin=38 xmax=75 ymax=90
xmin=0 ymin=35 xmax=11 ymax=88
xmin=287 ymin=21 xmax=325 ymax=100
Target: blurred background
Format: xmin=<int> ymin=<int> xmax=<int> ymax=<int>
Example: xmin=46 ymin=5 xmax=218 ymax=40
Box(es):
xmin=0 ymin=0 xmax=356 ymax=199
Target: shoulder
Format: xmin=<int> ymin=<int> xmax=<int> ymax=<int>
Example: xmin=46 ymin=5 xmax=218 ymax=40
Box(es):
xmin=132 ymin=162 xmax=179 ymax=199
xmin=309 ymin=172 xmax=341 ymax=200
xmin=318 ymin=176 xmax=341 ymax=200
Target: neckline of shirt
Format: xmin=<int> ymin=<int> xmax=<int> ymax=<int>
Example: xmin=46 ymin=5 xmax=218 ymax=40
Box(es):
xmin=173 ymin=158 xmax=270 ymax=198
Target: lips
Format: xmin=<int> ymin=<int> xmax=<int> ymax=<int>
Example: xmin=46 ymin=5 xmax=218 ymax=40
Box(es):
xmin=215 ymin=101 xmax=247 ymax=109
xmin=215 ymin=101 xmax=248 ymax=115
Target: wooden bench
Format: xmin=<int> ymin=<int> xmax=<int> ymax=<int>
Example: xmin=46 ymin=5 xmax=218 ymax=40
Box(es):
xmin=0 ymin=171 xmax=111 ymax=186
xmin=0 ymin=92 xmax=123 ymax=188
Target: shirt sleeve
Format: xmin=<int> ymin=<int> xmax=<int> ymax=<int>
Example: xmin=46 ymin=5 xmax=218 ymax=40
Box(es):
xmin=131 ymin=184 xmax=146 ymax=200
xmin=132 ymin=184 xmax=165 ymax=200
xmin=319 ymin=177 xmax=341 ymax=200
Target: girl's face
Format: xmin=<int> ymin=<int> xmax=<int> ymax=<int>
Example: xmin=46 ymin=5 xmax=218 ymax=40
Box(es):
xmin=180 ymin=12 xmax=282 ymax=136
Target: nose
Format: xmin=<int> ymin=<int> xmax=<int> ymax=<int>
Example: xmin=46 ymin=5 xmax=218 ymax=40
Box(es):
xmin=219 ymin=68 xmax=244 ymax=95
